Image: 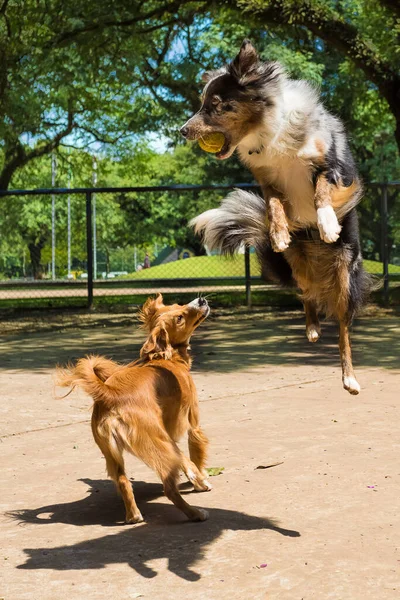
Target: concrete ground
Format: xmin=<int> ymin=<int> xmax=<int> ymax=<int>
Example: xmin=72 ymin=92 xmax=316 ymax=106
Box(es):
xmin=1 ymin=308 xmax=399 ymax=600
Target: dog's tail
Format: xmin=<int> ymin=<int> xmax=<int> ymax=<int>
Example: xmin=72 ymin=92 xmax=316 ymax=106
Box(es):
xmin=190 ymin=189 xmax=294 ymax=285
xmin=56 ymin=355 xmax=120 ymax=404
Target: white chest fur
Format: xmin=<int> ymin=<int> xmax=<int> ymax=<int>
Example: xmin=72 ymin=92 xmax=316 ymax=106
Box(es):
xmin=239 ymin=144 xmax=317 ymax=227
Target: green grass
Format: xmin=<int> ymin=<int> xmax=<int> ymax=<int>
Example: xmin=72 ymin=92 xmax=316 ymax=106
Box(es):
xmin=122 ymin=254 xmax=399 ymax=280
xmin=1 ymin=255 xmax=398 ymax=313
xmin=363 ymin=259 xmax=400 ymax=274
xmin=122 ymin=254 xmax=256 ymax=279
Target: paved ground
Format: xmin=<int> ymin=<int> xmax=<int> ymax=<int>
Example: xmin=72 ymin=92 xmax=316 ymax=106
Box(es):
xmin=0 ymin=285 xmax=238 ymax=300
xmin=0 ymin=283 xmax=272 ymax=299
xmin=1 ymin=308 xmax=399 ymax=599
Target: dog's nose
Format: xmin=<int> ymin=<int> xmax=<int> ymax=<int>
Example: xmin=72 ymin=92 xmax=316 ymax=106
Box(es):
xmin=180 ymin=126 xmax=189 ymax=138
xmin=198 ymin=297 xmax=207 ymax=306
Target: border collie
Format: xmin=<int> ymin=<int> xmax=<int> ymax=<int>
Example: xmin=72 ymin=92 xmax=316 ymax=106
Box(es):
xmin=181 ymin=40 xmax=372 ymax=395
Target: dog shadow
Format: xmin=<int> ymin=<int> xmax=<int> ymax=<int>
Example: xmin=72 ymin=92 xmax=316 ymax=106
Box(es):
xmin=9 ymin=478 xmax=300 ymax=581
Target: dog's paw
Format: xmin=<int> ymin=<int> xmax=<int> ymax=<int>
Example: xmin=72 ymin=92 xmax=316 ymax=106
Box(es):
xmin=191 ymin=508 xmax=209 ymax=522
xmin=194 ymin=479 xmax=213 ymax=492
xmin=187 ymin=468 xmax=213 ymax=492
xmin=270 ymin=226 xmax=291 ymax=252
xmin=125 ymin=512 xmax=144 ymax=524
xmin=343 ymin=376 xmax=361 ymax=395
xmin=317 ymin=206 xmax=341 ymax=243
xmin=306 ymin=324 xmax=320 ymax=343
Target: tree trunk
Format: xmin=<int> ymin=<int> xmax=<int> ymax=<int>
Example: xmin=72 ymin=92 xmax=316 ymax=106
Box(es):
xmin=391 ymin=89 xmax=400 ymax=156
xmin=0 ymin=155 xmax=23 ymax=190
xmin=28 ymin=238 xmax=47 ymax=280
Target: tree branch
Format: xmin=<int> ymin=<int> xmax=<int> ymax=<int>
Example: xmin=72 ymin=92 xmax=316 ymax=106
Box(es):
xmin=0 ymin=110 xmax=75 ymax=189
xmin=45 ymin=0 xmax=204 ymax=48
xmin=77 ymin=124 xmax=127 ymax=145
xmin=237 ymin=0 xmax=399 ymax=94
xmin=0 ymin=0 xmax=9 ymax=15
xmin=25 ymin=110 xmax=75 ymax=161
xmin=186 ymin=26 xmax=208 ymax=69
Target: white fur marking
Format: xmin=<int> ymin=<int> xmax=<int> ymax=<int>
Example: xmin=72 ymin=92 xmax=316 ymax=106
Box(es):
xmin=187 ymin=468 xmax=213 ymax=492
xmin=343 ymin=376 xmax=361 ymax=395
xmin=197 ymin=508 xmax=209 ymax=521
xmin=187 ymin=468 xmax=196 ymax=481
xmin=317 ymin=206 xmax=342 ymax=243
xmin=306 ymin=326 xmax=320 ymax=343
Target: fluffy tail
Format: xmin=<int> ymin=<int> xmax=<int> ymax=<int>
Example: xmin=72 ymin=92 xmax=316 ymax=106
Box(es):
xmin=56 ymin=355 xmax=120 ymax=403
xmin=190 ymin=189 xmax=294 ymax=285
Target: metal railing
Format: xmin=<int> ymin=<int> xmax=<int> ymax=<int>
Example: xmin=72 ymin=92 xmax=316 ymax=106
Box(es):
xmin=0 ymin=182 xmax=398 ymax=309
xmin=0 ymin=183 xmax=259 ymax=308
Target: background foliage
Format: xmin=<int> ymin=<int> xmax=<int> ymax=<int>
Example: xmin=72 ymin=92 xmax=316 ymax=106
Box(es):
xmin=0 ymin=0 xmax=399 ymax=277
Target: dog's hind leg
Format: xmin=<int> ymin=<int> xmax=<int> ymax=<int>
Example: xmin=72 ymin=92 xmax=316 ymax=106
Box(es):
xmin=162 ymin=467 xmax=208 ymax=522
xmin=92 ymin=423 xmax=144 ymax=524
xmin=130 ymin=423 xmax=208 ymax=522
xmin=339 ymin=318 xmax=360 ymax=395
xmin=304 ymin=300 xmax=321 ymax=342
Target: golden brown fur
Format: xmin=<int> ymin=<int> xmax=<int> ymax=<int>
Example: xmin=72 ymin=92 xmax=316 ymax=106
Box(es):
xmin=57 ymin=294 xmax=212 ymax=523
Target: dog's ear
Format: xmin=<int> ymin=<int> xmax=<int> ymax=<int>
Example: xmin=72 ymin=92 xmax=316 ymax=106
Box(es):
xmin=140 ymin=321 xmax=173 ymax=361
xmin=138 ymin=294 xmax=164 ymax=330
xmin=230 ymin=39 xmax=259 ymax=80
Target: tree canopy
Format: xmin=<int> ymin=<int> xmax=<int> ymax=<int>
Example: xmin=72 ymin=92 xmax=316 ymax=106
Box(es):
xmin=0 ymin=0 xmax=399 ymax=189
xmin=0 ymin=0 xmax=399 ymax=278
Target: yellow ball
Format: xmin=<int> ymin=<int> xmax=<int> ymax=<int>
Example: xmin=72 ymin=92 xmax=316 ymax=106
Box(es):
xmin=198 ymin=132 xmax=225 ymax=153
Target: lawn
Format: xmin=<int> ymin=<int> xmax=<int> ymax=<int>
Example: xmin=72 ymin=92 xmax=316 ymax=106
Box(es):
xmin=122 ymin=254 xmax=399 ymax=280
xmin=122 ymin=254 xmax=258 ymax=279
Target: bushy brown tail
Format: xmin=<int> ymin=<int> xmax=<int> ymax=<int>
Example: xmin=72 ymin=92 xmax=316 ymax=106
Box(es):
xmin=56 ymin=355 xmax=120 ymax=403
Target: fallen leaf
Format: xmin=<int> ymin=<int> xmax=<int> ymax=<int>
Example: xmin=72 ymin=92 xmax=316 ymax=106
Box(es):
xmin=255 ymin=462 xmax=284 ymax=470
xmin=206 ymin=467 xmax=225 ymax=477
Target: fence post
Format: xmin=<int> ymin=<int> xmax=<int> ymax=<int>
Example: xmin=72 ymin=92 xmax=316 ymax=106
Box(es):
xmin=244 ymin=245 xmax=251 ymax=309
xmin=381 ymin=184 xmax=389 ymax=307
xmin=86 ymin=191 xmax=94 ymax=309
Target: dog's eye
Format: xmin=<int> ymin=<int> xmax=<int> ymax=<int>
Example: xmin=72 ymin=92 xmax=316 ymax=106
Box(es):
xmin=176 ymin=316 xmax=183 ymax=324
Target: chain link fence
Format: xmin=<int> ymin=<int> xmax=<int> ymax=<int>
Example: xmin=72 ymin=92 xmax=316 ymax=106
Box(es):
xmin=0 ymin=183 xmax=398 ymax=310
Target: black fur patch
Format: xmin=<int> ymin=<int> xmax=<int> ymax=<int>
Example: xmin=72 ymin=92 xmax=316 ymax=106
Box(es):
xmin=339 ymin=209 xmax=372 ymax=320
xmin=256 ymin=238 xmax=294 ymax=286
xmin=325 ymin=135 xmax=356 ymax=187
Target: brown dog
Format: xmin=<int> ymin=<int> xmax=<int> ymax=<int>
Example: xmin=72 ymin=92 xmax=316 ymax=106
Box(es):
xmin=57 ymin=295 xmax=212 ymax=523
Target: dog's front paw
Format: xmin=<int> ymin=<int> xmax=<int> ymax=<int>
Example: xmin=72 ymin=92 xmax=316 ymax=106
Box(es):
xmin=317 ymin=206 xmax=341 ymax=243
xmin=270 ymin=226 xmax=291 ymax=252
xmin=188 ymin=468 xmax=213 ymax=492
xmin=194 ymin=478 xmax=213 ymax=492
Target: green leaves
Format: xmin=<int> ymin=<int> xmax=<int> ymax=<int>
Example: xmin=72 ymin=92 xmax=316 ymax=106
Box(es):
xmin=206 ymin=467 xmax=225 ymax=477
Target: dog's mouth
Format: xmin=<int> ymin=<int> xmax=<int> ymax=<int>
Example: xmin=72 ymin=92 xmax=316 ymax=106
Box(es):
xmin=216 ymin=137 xmax=234 ymax=160
xmin=194 ymin=306 xmax=210 ymax=326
